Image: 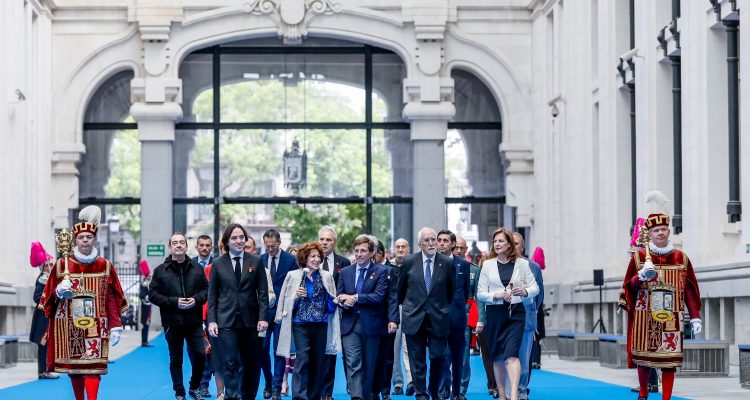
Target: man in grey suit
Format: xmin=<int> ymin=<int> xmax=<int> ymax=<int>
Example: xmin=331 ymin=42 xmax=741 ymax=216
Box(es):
xmin=388 ymin=227 xmax=454 ymax=400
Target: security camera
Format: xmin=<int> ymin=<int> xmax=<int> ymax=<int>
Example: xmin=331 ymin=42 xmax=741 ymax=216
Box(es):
xmin=550 ymin=103 xmax=559 ymax=118
xmin=15 ymin=89 xmax=26 ymax=101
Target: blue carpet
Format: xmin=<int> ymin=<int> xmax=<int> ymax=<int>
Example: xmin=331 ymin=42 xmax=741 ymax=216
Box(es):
xmin=0 ymin=333 xmax=690 ymax=399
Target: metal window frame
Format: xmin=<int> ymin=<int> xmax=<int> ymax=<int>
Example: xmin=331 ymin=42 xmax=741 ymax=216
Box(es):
xmin=81 ymin=44 xmax=504 ymax=243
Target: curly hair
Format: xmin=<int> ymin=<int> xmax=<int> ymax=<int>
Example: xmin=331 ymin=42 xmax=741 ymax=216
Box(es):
xmin=296 ymin=242 xmax=324 ymax=267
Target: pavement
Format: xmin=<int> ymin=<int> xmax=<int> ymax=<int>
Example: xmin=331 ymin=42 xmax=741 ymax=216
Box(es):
xmin=0 ymin=329 xmax=747 ymax=399
xmin=0 ymin=327 xmax=159 ymax=390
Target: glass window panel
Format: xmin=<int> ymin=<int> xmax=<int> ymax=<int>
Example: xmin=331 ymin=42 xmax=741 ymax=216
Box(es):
xmin=79 ymin=129 xmax=140 ymax=198
xmin=372 ymin=203 xmax=413 ymax=251
xmin=451 ymin=69 xmax=502 ymax=123
xmin=220 ymin=54 xmax=365 ymax=123
xmin=180 ymin=53 xmax=214 ymax=123
xmin=173 ymin=203 xmax=216 ymax=255
xmin=372 ymin=53 xmax=406 ymax=123
xmin=219 ymin=203 xmax=365 ymax=255
xmin=219 ymin=129 xmax=366 ymax=198
xmin=446 ymin=202 xmax=504 ymax=251
xmin=372 ymin=129 xmax=412 ymax=197
xmin=174 ymin=129 xmax=214 ymax=198
xmin=84 ymin=70 xmax=134 ymax=123
xmin=444 ymin=129 xmax=503 ymax=197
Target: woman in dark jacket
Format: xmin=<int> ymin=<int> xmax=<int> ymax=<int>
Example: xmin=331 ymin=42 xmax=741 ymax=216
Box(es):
xmin=29 ymin=257 xmax=59 ymax=379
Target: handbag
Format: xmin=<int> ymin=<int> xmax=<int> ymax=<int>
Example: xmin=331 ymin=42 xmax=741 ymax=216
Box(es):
xmin=467 ymin=299 xmax=479 ymax=328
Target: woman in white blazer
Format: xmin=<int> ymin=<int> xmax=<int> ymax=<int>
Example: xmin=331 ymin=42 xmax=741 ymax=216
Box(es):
xmin=476 ymin=228 xmax=539 ymax=400
xmin=274 ymin=242 xmax=341 ymax=400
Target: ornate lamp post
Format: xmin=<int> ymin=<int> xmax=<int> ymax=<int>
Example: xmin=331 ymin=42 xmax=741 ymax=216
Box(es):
xmin=283 ymin=139 xmax=307 ymax=195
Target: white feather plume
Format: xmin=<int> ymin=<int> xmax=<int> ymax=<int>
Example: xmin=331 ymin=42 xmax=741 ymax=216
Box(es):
xmin=645 ymin=191 xmax=670 ymax=215
xmin=78 ymin=205 xmax=102 ymax=226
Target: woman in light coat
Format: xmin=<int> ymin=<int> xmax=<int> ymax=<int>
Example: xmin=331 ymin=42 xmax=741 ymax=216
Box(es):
xmin=477 ymin=227 xmax=539 ymax=400
xmin=275 ymin=242 xmax=341 ymax=400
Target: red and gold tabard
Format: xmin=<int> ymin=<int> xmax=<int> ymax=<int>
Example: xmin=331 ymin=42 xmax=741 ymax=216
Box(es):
xmin=618 ymin=248 xmax=701 ymax=368
xmin=39 ymin=255 xmax=127 ymax=374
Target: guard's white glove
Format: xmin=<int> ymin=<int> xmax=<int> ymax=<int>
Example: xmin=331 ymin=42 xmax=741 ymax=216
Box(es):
xmin=638 ymin=261 xmax=656 ymax=282
xmin=110 ymin=327 xmax=123 ymax=347
xmin=55 ymin=279 xmax=73 ymax=299
xmin=690 ymin=318 xmax=702 ymax=335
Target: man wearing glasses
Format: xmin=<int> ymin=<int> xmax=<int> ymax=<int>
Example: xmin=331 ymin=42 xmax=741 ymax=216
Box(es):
xmin=389 ymin=227 xmax=455 ymax=400
xmin=150 ymin=232 xmax=209 ymax=400
xmin=260 ymin=229 xmax=300 ymax=400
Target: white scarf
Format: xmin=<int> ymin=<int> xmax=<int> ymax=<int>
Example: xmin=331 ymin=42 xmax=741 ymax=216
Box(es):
xmin=73 ymin=246 xmax=99 ymax=264
xmin=649 ymin=241 xmax=674 ymax=255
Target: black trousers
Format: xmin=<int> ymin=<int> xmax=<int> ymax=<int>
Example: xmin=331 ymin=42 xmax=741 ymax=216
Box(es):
xmin=439 ymin=327 xmax=466 ymax=396
xmin=141 ymin=305 xmax=151 ymax=345
xmin=220 ymin=324 xmax=261 ymax=400
xmin=165 ymin=324 xmax=206 ymax=396
xmin=321 ymin=354 xmax=337 ymax=396
xmin=373 ymin=331 xmax=397 ymax=395
xmin=292 ymin=322 xmax=328 ymax=400
xmin=37 ymin=343 xmax=47 ymax=374
xmin=405 ymin=315 xmax=447 ymax=400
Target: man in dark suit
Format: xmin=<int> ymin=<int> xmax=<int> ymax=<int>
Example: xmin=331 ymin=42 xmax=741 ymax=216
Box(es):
xmin=338 ymin=235 xmax=389 ymax=400
xmin=193 ymin=235 xmax=214 ymax=269
xmin=260 ymin=229 xmax=299 ymax=400
xmin=372 ymin=240 xmax=399 ymax=400
xmin=193 ymin=235 xmax=215 ymax=398
xmin=207 ymin=224 xmax=269 ymax=400
xmin=389 ymin=227 xmax=455 ymax=400
xmin=436 ymin=230 xmax=470 ymax=400
xmin=319 ymin=225 xmax=352 ymax=400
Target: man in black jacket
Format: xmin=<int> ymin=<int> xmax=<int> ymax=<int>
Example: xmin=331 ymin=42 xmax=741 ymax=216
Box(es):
xmin=150 ymin=232 xmax=209 ymax=400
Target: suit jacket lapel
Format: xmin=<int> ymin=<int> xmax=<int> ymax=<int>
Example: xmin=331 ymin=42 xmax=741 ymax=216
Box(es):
xmin=428 ymin=255 xmax=441 ymax=295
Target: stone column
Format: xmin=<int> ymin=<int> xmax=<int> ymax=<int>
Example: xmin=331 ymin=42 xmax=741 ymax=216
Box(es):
xmin=402 ymin=77 xmax=455 ymax=240
xmin=500 ymin=143 xmax=535 ymax=228
xmin=130 ymin=99 xmax=182 ymax=269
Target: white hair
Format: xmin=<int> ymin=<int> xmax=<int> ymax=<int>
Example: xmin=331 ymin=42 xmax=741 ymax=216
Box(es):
xmin=318 ymin=225 xmax=338 ymax=241
xmin=417 ymin=227 xmax=436 ymax=241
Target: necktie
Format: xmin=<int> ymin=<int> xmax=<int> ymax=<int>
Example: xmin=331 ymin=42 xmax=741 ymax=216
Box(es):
xmin=424 ymin=258 xmax=432 ymax=292
xmin=270 ymin=256 xmax=277 ymax=280
xmin=323 ymin=257 xmax=330 ymax=271
xmin=200 ymin=260 xmax=206 ymax=269
xmin=233 ymin=257 xmax=241 ymax=283
xmin=356 ymin=267 xmax=367 ymax=294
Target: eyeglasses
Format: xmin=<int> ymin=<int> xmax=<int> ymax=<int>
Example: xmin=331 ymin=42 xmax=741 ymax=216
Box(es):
xmin=421 ymin=237 xmax=437 ymax=243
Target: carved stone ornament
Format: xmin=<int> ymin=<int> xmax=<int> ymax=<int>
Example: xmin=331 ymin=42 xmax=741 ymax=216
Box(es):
xmin=243 ymin=0 xmax=343 ymax=43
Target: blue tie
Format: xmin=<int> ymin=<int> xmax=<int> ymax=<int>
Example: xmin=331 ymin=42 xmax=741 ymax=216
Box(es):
xmin=356 ymin=267 xmax=367 ymax=294
xmin=424 ymin=258 xmax=432 ymax=292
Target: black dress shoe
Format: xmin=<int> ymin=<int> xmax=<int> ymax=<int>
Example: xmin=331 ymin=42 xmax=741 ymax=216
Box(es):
xmin=263 ymin=388 xmax=272 ymax=399
xmin=405 ymin=384 xmax=415 ymax=396
xmin=392 ymin=387 xmax=404 ymax=396
xmin=272 ymin=390 xmax=282 ymax=400
xmin=637 ymin=396 xmax=648 ymax=400
xmin=491 ymin=390 xmax=499 ymax=399
xmin=38 ymin=372 xmax=60 ymax=379
xmin=455 ymin=394 xmax=466 ymax=400
xmin=141 ymin=343 xmax=154 ymax=347
xmin=381 ymin=394 xmax=391 ymax=400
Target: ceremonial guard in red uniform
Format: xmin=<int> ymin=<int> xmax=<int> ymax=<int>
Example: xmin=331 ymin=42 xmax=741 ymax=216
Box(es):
xmin=618 ymin=192 xmax=702 ymax=400
xmin=39 ymin=206 xmax=128 ymax=400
